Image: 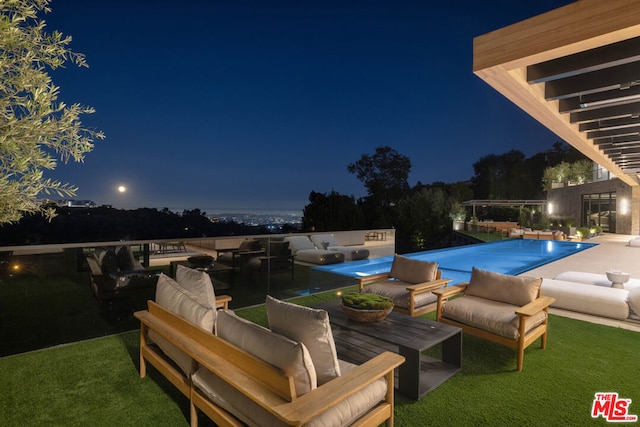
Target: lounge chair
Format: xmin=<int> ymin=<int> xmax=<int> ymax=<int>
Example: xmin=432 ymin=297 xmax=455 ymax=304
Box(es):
xmin=284 ymin=235 xmax=344 ymax=265
xmin=358 ymin=254 xmax=451 ymax=316
xmin=309 ymin=233 xmax=369 ymax=261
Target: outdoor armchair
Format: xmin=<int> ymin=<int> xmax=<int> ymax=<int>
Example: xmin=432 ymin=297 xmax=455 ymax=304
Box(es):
xmin=359 ymin=254 xmax=451 ymax=316
xmin=434 ymin=267 xmax=555 ymax=371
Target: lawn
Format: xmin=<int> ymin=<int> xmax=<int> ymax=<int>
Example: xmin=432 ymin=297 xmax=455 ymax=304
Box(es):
xmin=1 ymin=291 xmax=638 ymax=426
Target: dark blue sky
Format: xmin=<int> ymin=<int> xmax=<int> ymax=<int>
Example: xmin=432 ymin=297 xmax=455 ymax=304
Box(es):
xmin=44 ymin=0 xmax=573 ymax=214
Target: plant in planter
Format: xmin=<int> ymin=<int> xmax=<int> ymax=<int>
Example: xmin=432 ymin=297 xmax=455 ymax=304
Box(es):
xmin=340 ymin=292 xmax=394 ymax=322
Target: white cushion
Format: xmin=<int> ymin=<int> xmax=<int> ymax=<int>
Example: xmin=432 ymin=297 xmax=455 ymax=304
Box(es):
xmin=150 ymin=273 xmax=215 ymax=375
xmin=217 ymin=310 xmax=317 ymax=396
xmin=175 ymin=264 xmax=217 ymax=309
xmin=310 ymin=234 xmax=339 ymax=249
xmin=627 ymin=287 xmax=640 ymax=317
xmin=366 ymin=280 xmax=437 ymax=309
xmin=266 ymin=296 xmax=340 ymax=385
xmin=629 ymin=237 xmax=640 ymax=247
xmin=541 ymin=278 xmax=630 ymax=320
xmin=554 ymin=271 xmax=640 ymax=289
xmin=284 ymin=235 xmax=316 ymax=254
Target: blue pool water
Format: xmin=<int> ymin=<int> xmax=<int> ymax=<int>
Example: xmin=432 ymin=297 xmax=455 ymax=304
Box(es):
xmin=314 ymin=239 xmax=597 ymax=285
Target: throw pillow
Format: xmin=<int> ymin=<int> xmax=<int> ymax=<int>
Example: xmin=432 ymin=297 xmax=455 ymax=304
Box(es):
xmin=266 ymin=295 xmax=341 ymax=385
xmin=217 ymin=310 xmax=317 ymax=396
xmin=465 ymin=267 xmax=541 ymax=306
xmin=627 ymin=287 xmax=640 ymax=316
xmin=390 ymin=254 xmax=438 ymax=284
xmin=115 ymin=246 xmax=136 ymax=271
xmin=100 ymin=249 xmax=119 ymax=275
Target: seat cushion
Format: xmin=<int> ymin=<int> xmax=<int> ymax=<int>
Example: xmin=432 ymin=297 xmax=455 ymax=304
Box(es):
xmin=217 ymin=310 xmax=316 ymax=396
xmin=541 ymin=278 xmax=630 ymax=320
xmin=390 ymin=254 xmax=438 ymax=284
xmin=442 ymin=295 xmax=547 ymax=340
xmin=465 ymin=268 xmax=541 ymax=306
xmin=266 ymin=296 xmax=340 ymax=385
xmin=295 ymin=249 xmax=344 ymax=265
xmin=192 ymin=359 xmax=386 ymax=427
xmin=366 ymin=280 xmax=437 ymax=309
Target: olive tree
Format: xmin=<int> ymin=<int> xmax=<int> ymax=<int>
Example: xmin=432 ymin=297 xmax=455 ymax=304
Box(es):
xmin=0 ymin=0 xmax=104 ymax=223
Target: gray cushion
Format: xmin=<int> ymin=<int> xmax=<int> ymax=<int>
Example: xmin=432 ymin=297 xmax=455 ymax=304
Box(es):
xmin=266 ymin=296 xmax=340 ymax=385
xmin=442 ymin=295 xmax=547 ymax=340
xmin=465 ymin=268 xmax=541 ymax=306
xmin=366 ymin=280 xmax=437 ymax=309
xmin=390 ymin=254 xmax=438 ymax=284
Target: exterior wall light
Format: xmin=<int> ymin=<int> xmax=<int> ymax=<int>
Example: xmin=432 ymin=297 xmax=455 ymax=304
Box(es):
xmin=620 ymin=198 xmax=629 ymax=215
xmin=547 ymin=203 xmax=553 ymax=215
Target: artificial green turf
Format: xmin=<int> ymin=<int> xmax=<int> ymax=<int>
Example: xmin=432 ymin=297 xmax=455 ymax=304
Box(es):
xmin=1 ymin=294 xmax=638 ymax=426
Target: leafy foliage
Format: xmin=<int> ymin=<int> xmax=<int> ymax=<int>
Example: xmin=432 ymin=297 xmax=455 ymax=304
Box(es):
xmin=0 ymin=0 xmax=104 ymax=223
xmin=341 ymin=292 xmax=393 ymax=310
xmin=542 ymin=159 xmax=593 ymax=190
xmin=302 ymin=190 xmax=363 ymax=232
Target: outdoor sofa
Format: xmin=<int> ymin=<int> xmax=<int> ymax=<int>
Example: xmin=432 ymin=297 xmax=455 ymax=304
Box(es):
xmin=434 ymin=267 xmax=555 ymax=371
xmin=86 ymin=246 xmax=160 ymax=301
xmin=284 ymin=235 xmax=344 ymax=265
xmin=309 ymin=233 xmax=369 ymax=261
xmin=541 ymin=271 xmax=640 ymax=321
xmin=135 ymin=268 xmax=404 ymax=426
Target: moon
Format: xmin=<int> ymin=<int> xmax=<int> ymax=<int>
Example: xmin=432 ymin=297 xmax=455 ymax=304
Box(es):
xmin=118 ymin=185 xmax=126 ymax=193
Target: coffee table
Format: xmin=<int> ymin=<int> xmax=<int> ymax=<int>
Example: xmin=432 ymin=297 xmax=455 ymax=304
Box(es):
xmin=315 ymin=300 xmax=462 ymax=400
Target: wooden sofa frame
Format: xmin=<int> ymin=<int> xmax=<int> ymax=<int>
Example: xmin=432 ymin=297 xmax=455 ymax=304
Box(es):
xmin=358 ymin=270 xmax=451 ymax=317
xmin=434 ymin=284 xmax=555 ymax=371
xmin=134 ymin=300 xmax=404 ymax=426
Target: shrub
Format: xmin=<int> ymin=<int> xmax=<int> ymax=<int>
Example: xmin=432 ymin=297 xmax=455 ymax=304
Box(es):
xmin=341 ymin=292 xmax=393 ymax=310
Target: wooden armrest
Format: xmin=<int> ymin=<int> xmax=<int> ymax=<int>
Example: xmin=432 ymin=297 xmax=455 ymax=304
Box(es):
xmin=216 ymin=295 xmax=232 ymax=309
xmin=277 ymin=352 xmax=405 ymax=424
xmin=516 ymin=296 xmax=556 ymax=317
xmin=358 ymin=272 xmax=391 ymax=290
xmin=433 ymin=283 xmax=468 ymax=298
xmin=406 ymin=278 xmax=452 ymax=293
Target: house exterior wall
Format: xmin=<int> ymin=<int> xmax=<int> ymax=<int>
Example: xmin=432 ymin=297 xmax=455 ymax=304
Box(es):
xmin=547 ymin=178 xmax=639 ymax=235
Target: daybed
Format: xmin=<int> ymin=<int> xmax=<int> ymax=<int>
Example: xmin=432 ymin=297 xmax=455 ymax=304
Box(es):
xmin=135 ymin=277 xmax=404 ymax=426
xmin=284 ymin=235 xmax=344 ymax=265
xmin=359 ymin=254 xmax=451 ymax=316
xmin=434 ymin=267 xmax=555 ymax=371
xmin=309 ymin=234 xmax=369 ymax=261
xmin=86 ymin=246 xmax=160 ymax=301
xmin=541 ymin=271 xmax=640 ymax=321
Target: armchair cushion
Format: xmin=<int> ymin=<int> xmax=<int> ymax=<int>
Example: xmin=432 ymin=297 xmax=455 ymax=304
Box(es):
xmin=442 ymin=295 xmax=547 ymax=339
xmin=99 ymin=249 xmax=119 ymax=275
xmin=266 ymin=295 xmax=341 ymax=385
xmin=269 ymin=240 xmax=290 ymax=256
xmin=390 ymin=254 xmax=438 ymax=284
xmin=465 ymin=267 xmax=541 ymax=306
xmin=366 ymin=280 xmax=437 ymax=310
xmin=115 ymin=245 xmax=137 ymax=271
xmin=217 ymin=310 xmax=317 ymax=396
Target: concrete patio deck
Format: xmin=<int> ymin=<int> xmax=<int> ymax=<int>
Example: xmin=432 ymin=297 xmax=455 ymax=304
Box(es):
xmin=523 ymin=233 xmax=640 ymax=332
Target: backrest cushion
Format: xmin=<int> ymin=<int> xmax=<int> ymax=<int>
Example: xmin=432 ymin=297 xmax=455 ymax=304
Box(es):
xmin=238 ymin=239 xmax=261 ymax=251
xmin=284 ymin=236 xmax=316 ymax=254
xmin=175 ymin=264 xmax=216 ymax=311
xmin=115 ymin=246 xmax=137 ymax=271
xmin=99 ymin=249 xmax=119 ymax=275
xmin=155 ymin=273 xmax=215 ymax=332
xmin=390 ymin=254 xmax=438 ymax=284
xmin=465 ymin=267 xmax=542 ymax=306
xmin=266 ymin=296 xmax=341 ymax=385
xmin=217 ymin=310 xmax=317 ymax=396
xmin=310 ymin=234 xmax=339 ymax=249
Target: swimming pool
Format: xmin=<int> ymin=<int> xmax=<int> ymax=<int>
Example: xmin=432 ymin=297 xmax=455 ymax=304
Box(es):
xmin=314 ymin=239 xmax=597 ymax=284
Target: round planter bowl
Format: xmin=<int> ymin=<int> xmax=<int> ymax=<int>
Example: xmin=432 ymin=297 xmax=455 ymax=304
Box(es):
xmin=340 ymin=303 xmax=393 ymax=322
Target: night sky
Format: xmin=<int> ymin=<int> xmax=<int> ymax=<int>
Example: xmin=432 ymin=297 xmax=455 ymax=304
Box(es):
xmin=42 ymin=0 xmax=573 ymax=214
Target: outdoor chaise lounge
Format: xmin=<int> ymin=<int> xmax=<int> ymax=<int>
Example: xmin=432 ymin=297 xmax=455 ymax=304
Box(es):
xmin=434 ymin=267 xmax=555 ymax=371
xmin=359 ymin=254 xmax=451 ymax=316
xmin=284 ymin=235 xmax=344 ymax=265
xmin=310 ymin=233 xmax=369 ymax=261
xmin=541 ymin=271 xmax=640 ymax=321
